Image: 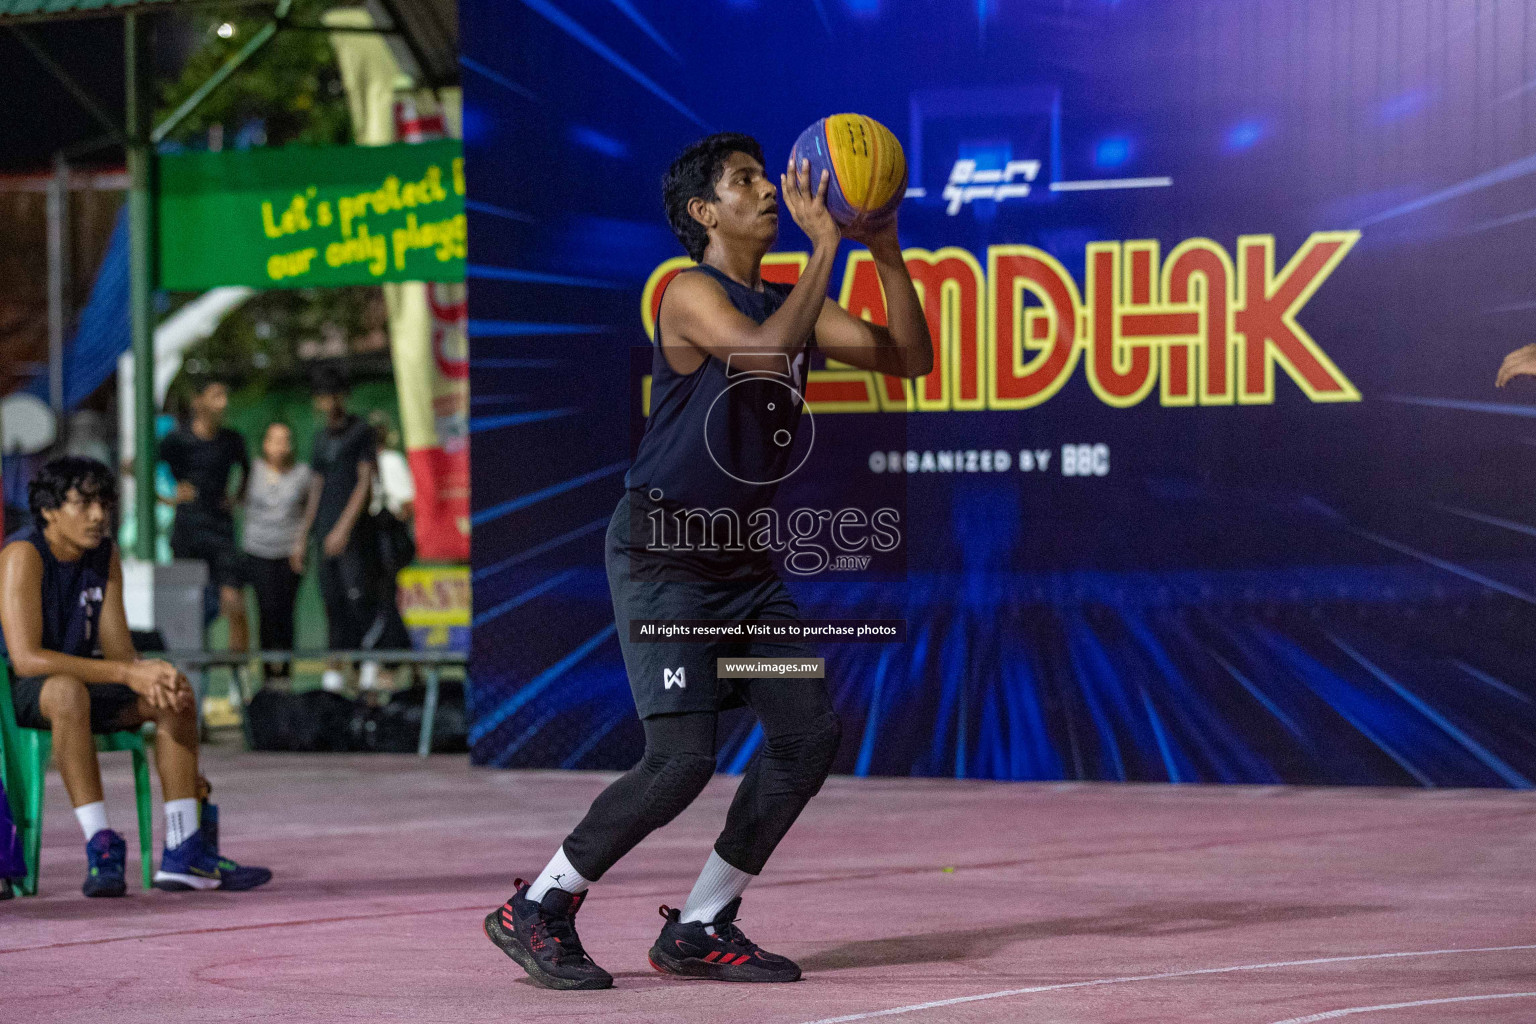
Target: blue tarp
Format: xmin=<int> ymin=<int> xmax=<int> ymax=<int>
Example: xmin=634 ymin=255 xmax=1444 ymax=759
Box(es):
xmin=27 ymin=206 xmax=129 ymax=412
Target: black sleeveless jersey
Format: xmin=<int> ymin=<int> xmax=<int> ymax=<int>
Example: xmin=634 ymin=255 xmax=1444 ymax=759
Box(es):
xmin=0 ymin=526 xmax=111 ymax=661
xmin=624 ymin=264 xmax=814 ymax=516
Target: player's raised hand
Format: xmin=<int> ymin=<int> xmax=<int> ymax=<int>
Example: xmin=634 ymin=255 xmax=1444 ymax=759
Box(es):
xmin=1496 ymin=343 xmax=1536 ymax=387
xmin=781 ymin=156 xmax=840 ymax=251
xmin=845 ymin=213 xmax=900 ymax=256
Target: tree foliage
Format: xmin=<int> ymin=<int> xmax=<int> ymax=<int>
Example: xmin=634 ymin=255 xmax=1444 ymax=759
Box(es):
xmin=156 ymin=1 xmax=352 ymax=148
xmin=155 ymin=4 xmax=386 ymax=406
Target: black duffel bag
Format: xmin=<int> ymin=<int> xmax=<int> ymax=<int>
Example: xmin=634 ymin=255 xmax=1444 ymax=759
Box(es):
xmin=345 ymin=681 xmax=469 ymax=754
xmin=245 ymin=689 xmax=358 ymax=752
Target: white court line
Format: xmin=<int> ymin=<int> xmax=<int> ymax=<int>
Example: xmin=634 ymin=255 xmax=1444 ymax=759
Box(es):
xmin=1050 ymin=176 xmax=1173 ymax=191
xmin=1271 ymin=990 xmax=1536 ymax=1022
xmin=794 ymin=944 xmax=1536 ymax=1024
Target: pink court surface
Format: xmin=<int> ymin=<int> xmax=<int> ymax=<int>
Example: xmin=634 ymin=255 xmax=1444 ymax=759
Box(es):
xmin=3 ymin=746 xmax=1535 ymax=1024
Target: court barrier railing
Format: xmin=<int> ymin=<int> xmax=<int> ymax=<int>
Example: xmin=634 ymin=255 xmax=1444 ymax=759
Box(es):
xmin=162 ymin=649 xmax=468 ymax=758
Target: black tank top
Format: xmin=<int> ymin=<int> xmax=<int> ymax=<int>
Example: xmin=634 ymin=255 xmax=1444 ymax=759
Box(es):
xmin=0 ymin=526 xmax=111 ymax=661
xmin=625 ymin=264 xmax=814 ymax=515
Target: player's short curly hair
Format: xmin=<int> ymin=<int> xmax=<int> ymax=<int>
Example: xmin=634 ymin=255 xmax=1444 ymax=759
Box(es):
xmin=663 ymin=133 xmax=765 ymax=262
xmin=29 ymin=456 xmax=117 ymax=530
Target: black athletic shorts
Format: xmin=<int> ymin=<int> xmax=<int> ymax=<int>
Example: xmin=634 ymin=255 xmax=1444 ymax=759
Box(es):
xmin=605 ymin=499 xmax=816 ymax=719
xmin=171 ymin=512 xmax=247 ymax=589
xmin=9 ymin=674 xmax=140 ymax=732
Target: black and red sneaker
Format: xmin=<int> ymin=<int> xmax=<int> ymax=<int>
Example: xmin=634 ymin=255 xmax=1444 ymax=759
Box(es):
xmin=483 ymin=879 xmax=613 ymax=990
xmin=647 ymin=898 xmax=802 ymax=982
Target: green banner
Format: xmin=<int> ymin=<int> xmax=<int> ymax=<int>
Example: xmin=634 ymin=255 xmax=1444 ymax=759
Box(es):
xmin=157 ymin=140 xmax=466 ymax=290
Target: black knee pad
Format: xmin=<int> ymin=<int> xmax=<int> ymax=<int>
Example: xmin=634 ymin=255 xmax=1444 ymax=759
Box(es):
xmin=788 ymin=711 xmax=842 ymax=797
xmin=637 ymin=751 xmax=716 ymax=826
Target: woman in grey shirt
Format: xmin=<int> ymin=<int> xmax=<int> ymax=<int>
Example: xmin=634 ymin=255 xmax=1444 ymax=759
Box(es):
xmin=243 ymin=422 xmax=313 ymax=677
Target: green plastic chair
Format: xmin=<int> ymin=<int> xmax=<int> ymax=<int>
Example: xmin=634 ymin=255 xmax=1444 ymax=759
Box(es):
xmin=0 ymin=659 xmax=154 ymax=896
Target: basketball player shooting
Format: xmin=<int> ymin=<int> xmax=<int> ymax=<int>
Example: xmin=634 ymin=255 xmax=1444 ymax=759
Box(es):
xmin=481 ymin=132 xmax=932 ymax=988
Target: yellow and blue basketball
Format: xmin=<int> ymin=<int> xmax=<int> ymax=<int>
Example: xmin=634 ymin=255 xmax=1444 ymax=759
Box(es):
xmin=790 ymin=114 xmax=908 ymax=230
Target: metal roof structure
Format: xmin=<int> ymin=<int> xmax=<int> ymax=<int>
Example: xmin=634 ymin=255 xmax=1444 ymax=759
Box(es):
xmin=1 ymin=0 xmax=457 ymax=87
xmin=373 ymin=0 xmax=456 ymax=88
xmin=0 ymin=0 xmax=265 ymax=24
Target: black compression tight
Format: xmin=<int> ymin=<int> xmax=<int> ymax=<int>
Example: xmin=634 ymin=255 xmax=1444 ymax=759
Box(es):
xmin=562 ymin=679 xmax=841 ymax=879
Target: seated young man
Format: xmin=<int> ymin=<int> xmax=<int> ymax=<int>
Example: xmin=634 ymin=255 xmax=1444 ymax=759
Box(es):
xmin=0 ymin=457 xmax=270 ymax=897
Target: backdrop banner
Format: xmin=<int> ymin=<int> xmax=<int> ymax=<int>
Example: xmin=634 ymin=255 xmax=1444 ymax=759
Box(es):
xmin=327 ymin=12 xmax=472 ymax=562
xmin=157 ymin=139 xmax=466 ymax=290
xmin=463 ymin=0 xmax=1536 ymax=785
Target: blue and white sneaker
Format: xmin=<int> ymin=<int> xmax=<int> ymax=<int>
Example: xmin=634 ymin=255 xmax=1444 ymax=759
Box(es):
xmin=83 ymin=829 xmax=128 ymax=898
xmin=153 ymin=829 xmax=272 ymax=892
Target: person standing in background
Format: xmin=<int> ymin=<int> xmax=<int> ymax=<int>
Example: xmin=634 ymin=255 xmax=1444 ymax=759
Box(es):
xmin=295 ymin=367 xmax=376 ymax=692
xmin=359 ymin=411 xmax=415 ymax=691
xmin=368 ymin=410 xmax=415 ymax=527
xmin=160 ymin=380 xmax=250 ymax=652
xmin=242 ymin=422 xmax=312 ymax=683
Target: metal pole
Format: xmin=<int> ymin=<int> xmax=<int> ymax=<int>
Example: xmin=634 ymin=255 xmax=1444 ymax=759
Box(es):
xmin=46 ymin=153 xmax=69 ymax=417
xmin=126 ymin=13 xmax=157 ymax=561
xmin=418 ymin=667 xmax=440 ymax=757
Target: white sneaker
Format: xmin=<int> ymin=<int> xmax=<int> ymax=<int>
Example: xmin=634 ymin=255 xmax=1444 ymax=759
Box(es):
xmin=358 ymin=661 xmax=381 ymax=691
xmin=320 ymin=669 xmax=346 ymax=693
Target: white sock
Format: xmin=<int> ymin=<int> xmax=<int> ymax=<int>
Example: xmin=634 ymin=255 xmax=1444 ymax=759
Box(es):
xmin=525 ymin=845 xmax=590 ymax=903
xmin=680 ymin=850 xmax=754 ymax=927
xmin=165 ymin=798 xmax=200 ymax=849
xmin=73 ymin=801 xmax=109 ymax=841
